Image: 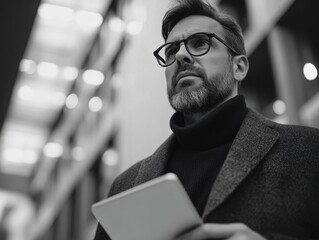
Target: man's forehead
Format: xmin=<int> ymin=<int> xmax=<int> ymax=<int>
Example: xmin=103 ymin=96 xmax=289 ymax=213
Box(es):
xmin=166 ymin=15 xmax=223 ymax=42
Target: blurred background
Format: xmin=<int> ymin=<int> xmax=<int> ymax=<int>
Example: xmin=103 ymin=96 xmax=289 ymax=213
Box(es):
xmin=0 ymin=0 xmax=318 ymax=239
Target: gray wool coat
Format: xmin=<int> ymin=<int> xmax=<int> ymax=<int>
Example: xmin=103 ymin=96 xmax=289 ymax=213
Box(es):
xmin=94 ymin=109 xmax=319 ymax=240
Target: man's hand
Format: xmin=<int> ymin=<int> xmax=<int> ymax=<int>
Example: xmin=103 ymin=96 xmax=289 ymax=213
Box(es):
xmin=176 ymin=223 xmax=266 ymax=240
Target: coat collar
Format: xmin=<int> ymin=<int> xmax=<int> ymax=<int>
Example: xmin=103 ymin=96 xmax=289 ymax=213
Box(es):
xmin=132 ymin=109 xmax=279 ymax=219
xmin=202 ymin=109 xmax=279 ymax=218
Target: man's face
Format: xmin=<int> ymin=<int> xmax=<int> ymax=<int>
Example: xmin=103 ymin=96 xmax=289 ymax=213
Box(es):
xmin=165 ymin=15 xmax=237 ymax=113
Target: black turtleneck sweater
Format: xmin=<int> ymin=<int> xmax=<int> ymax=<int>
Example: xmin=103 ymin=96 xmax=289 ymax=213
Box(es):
xmin=166 ymin=95 xmax=248 ymax=216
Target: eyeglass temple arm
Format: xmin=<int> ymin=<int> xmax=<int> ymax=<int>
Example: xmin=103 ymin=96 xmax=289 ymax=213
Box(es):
xmin=212 ymin=33 xmax=240 ymax=55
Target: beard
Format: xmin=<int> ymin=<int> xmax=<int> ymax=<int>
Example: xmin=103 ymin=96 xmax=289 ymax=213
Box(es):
xmin=167 ymin=64 xmax=236 ymax=114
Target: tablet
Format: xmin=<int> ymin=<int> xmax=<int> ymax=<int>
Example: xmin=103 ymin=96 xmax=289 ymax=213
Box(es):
xmin=91 ymin=173 xmax=202 ymax=240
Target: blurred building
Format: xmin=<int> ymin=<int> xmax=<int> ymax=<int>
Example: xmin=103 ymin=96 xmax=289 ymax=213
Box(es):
xmin=0 ymin=0 xmax=318 ymax=240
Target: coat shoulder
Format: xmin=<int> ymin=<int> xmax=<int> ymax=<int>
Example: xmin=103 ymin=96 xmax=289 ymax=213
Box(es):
xmin=109 ymin=134 xmax=176 ymax=197
xmin=246 ymin=110 xmax=319 ymax=165
xmin=248 ymin=109 xmax=319 ymax=141
xmin=108 ymin=156 xmax=151 ymax=196
xmin=266 ymin=117 xmax=319 ymax=143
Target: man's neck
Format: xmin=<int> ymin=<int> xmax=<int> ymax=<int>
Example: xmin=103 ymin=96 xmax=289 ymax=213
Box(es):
xmin=183 ymin=93 xmax=238 ymax=125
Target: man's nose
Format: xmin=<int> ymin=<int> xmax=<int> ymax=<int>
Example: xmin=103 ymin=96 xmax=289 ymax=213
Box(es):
xmin=175 ymin=44 xmax=194 ymax=65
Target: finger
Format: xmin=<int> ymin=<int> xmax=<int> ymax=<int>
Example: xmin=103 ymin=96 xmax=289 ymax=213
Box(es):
xmin=177 ymin=223 xmax=249 ymax=240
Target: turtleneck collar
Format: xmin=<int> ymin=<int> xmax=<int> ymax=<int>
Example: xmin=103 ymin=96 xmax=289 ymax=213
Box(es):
xmin=170 ymin=95 xmax=247 ymax=150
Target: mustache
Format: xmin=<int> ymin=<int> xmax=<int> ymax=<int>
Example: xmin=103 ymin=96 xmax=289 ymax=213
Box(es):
xmin=172 ymin=64 xmax=206 ymax=87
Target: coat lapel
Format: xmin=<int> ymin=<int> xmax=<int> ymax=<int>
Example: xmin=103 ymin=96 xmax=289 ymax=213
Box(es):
xmin=134 ymin=135 xmax=175 ymax=186
xmin=203 ymin=110 xmax=279 ymax=218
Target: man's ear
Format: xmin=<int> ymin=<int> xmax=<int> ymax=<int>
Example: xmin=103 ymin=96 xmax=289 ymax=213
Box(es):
xmin=232 ymin=55 xmax=249 ymax=81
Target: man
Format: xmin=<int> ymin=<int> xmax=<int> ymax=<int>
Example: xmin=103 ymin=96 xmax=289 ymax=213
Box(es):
xmin=94 ymin=0 xmax=319 ymax=239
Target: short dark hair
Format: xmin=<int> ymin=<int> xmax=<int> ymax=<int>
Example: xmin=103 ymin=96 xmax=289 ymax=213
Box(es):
xmin=162 ymin=0 xmax=246 ymax=56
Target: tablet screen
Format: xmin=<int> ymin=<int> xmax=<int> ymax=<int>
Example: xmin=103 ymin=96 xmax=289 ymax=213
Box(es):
xmin=91 ymin=173 xmax=202 ymax=240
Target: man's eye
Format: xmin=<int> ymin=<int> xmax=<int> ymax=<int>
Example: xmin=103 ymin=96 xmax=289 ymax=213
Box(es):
xmin=190 ymin=38 xmax=209 ymax=49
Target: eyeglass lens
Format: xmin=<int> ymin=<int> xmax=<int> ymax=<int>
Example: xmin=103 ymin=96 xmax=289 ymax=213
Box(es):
xmin=160 ymin=33 xmax=211 ymax=66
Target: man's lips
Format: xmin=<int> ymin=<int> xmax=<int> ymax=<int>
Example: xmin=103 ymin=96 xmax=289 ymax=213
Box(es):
xmin=175 ymin=71 xmax=201 ymax=85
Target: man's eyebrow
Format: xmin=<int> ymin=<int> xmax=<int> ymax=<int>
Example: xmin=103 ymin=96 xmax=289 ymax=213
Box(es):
xmin=166 ymin=33 xmax=189 ymax=43
xmin=166 ymin=37 xmax=181 ymax=43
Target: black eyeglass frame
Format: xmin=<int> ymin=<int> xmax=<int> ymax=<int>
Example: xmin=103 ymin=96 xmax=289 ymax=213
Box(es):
xmin=153 ymin=32 xmax=240 ymax=67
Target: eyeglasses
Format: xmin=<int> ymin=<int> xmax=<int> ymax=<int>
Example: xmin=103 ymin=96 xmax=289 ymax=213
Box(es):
xmin=153 ymin=32 xmax=239 ymax=67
